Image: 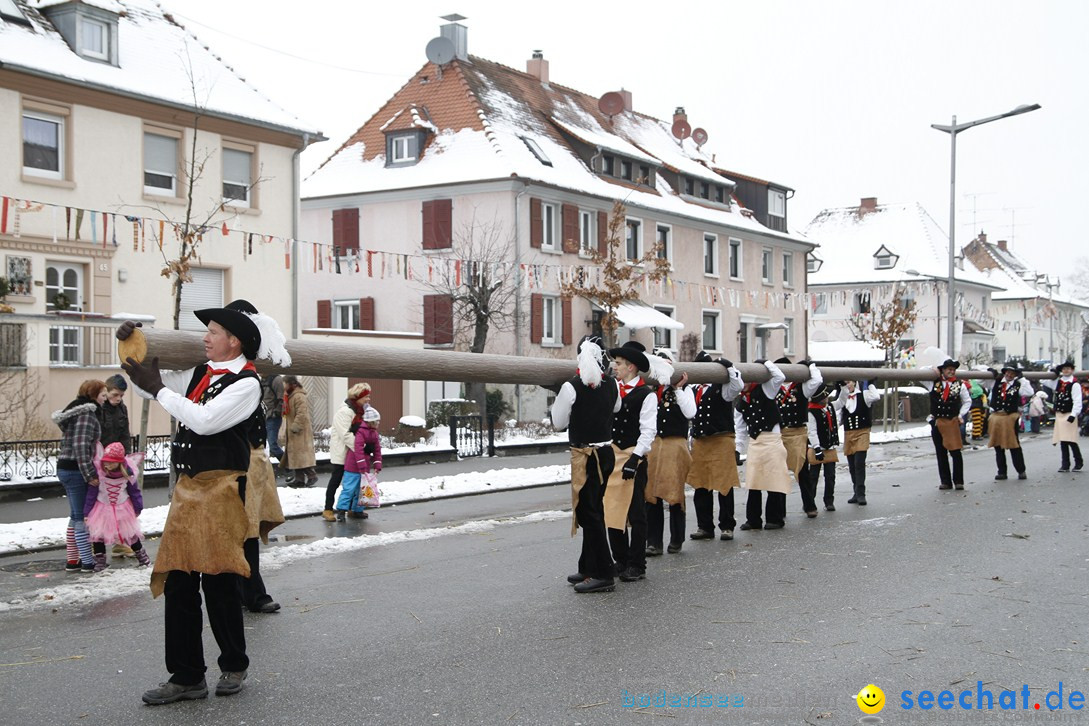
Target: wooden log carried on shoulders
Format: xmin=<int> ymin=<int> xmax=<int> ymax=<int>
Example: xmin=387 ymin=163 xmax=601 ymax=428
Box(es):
xmin=118 ymin=327 xmax=1077 ymax=387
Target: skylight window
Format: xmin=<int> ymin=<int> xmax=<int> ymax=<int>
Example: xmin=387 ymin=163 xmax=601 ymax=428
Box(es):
xmin=520 ymin=136 xmax=552 ymax=167
xmin=0 ymin=0 xmax=27 ymax=23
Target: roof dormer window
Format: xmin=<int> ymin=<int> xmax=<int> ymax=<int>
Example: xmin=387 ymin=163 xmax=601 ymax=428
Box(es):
xmin=79 ymin=16 xmax=109 ymax=60
xmin=40 ymin=2 xmax=119 ymax=65
xmin=386 ymin=130 xmax=426 ymax=166
xmin=873 ymin=244 xmax=899 ymax=270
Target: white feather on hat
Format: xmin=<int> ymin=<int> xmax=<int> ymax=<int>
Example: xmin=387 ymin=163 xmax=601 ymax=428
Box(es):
xmin=646 ymin=353 xmax=674 ymax=386
xmin=244 ymin=311 xmax=292 ymax=367
xmin=576 ymin=341 xmax=604 ymax=389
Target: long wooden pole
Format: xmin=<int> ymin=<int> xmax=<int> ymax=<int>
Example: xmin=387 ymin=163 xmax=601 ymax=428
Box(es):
xmin=124 ymin=328 xmax=1080 ymax=386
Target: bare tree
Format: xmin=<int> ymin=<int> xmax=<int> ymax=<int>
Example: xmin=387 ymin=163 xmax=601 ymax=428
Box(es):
xmin=559 ymin=200 xmax=671 ymax=347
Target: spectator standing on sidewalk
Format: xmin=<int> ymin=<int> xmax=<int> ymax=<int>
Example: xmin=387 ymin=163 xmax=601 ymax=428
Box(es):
xmin=100 ymin=374 xmax=136 ymax=559
xmin=1027 ymin=390 xmax=1049 ymax=434
xmin=281 ymin=376 xmax=317 ymax=487
xmin=324 ymin=383 xmax=371 ymax=521
xmin=262 ymin=373 xmax=285 ymax=465
xmin=52 ymin=379 xmax=107 ymax=573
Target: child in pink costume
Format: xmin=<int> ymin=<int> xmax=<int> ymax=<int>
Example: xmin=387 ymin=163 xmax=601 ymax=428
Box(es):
xmin=335 ymin=407 xmax=383 ymax=520
xmin=85 ymin=442 xmax=149 ymax=572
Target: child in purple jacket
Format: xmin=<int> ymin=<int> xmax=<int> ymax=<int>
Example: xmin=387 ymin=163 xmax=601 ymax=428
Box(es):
xmin=85 ymin=442 xmax=150 ymax=571
xmin=335 ymin=407 xmax=383 ymax=521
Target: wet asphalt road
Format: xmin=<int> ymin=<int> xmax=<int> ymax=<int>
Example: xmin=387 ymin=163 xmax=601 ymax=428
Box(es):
xmin=0 ymin=432 xmax=1086 ymax=725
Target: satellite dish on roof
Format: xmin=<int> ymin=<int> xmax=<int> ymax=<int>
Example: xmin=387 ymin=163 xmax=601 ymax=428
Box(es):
xmin=598 ymin=92 xmax=625 ymax=118
xmin=692 ymin=127 xmax=708 ymax=146
xmin=671 ymin=119 xmax=691 ymax=140
xmin=426 ymin=36 xmax=456 ymax=65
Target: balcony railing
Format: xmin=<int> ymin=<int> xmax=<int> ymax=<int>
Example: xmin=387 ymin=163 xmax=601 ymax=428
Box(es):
xmin=0 ymin=313 xmax=146 ymax=369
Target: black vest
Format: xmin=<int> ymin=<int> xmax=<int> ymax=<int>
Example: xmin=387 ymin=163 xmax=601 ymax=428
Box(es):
xmin=929 ymin=379 xmax=965 ymax=419
xmin=1054 ymin=380 xmax=1075 ymax=414
xmin=776 ymin=383 xmax=809 ymax=429
xmin=656 ymin=386 xmax=690 ymax=438
xmin=809 ymin=405 xmax=840 ymax=448
xmin=172 ymin=365 xmax=260 ymax=477
xmin=613 ymin=383 xmax=654 ymax=450
xmin=566 ymin=375 xmax=618 ymax=446
xmin=692 ymin=383 xmax=735 ymax=438
xmin=840 ymin=393 xmax=873 ymax=431
xmin=990 ymin=380 xmax=1023 ymax=414
xmin=736 ymin=388 xmax=780 ymax=438
xmin=247 ymin=404 xmax=267 ymax=448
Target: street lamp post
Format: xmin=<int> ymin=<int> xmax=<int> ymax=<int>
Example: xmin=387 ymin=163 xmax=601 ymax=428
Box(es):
xmin=931 ymin=103 xmax=1041 ymax=360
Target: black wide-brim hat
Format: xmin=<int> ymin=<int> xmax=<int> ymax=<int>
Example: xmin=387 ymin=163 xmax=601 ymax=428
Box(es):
xmin=195 ymin=306 xmax=261 ymax=360
xmin=939 ymin=358 xmax=960 ymax=370
xmin=608 ymin=341 xmax=650 ymax=373
xmin=1000 ymin=364 xmax=1021 ymax=375
xmin=774 ymin=356 xmax=792 ymax=365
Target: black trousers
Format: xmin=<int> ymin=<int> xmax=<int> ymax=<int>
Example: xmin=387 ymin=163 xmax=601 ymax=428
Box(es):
xmin=1060 ymin=442 xmax=1084 ymax=469
xmin=994 ymin=447 xmax=1026 ymax=476
xmin=931 ymin=423 xmax=964 ymax=486
xmin=240 ymin=537 xmax=272 ymax=610
xmin=608 ymin=462 xmax=647 ymax=574
xmin=164 ymin=570 xmax=248 ymax=685
xmin=805 ymin=461 xmax=836 ymax=506
xmin=745 ymin=490 xmax=786 ymax=527
xmin=646 ymin=498 xmax=685 ymax=548
xmin=574 ymin=446 xmax=616 ymax=581
xmin=847 ymin=451 xmax=868 ymax=498
xmin=692 ymin=487 xmax=735 ymax=533
xmin=798 ymin=460 xmax=816 ymax=512
xmin=325 ymin=464 xmax=345 ymax=510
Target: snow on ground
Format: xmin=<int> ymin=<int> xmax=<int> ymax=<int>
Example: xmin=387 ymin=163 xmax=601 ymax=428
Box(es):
xmin=0 ymin=510 xmax=569 ymax=613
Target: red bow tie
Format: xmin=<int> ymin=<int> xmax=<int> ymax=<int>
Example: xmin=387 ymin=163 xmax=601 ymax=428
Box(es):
xmin=187 ymin=362 xmax=256 ymax=403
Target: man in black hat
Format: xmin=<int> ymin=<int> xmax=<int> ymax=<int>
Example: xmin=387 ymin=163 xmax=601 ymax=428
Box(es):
xmin=551 ymin=335 xmax=622 ymax=594
xmin=736 ymin=359 xmax=792 ymax=530
xmin=986 ymin=365 xmax=1033 ymax=480
xmin=919 ymin=359 xmax=971 ymax=490
xmin=118 ymin=302 xmax=265 ymax=704
xmin=604 ymin=340 xmax=656 ymax=582
xmin=1043 ymin=361 xmax=1083 ymax=472
xmin=804 ymin=384 xmax=840 ymax=514
xmin=773 ymin=357 xmax=824 ymax=514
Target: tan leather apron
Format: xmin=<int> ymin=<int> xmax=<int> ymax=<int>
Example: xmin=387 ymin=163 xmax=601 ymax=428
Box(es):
xmin=743 ymin=431 xmax=792 ymax=495
xmin=688 ymin=433 xmax=740 ymax=493
xmin=646 ymin=436 xmax=691 ymax=508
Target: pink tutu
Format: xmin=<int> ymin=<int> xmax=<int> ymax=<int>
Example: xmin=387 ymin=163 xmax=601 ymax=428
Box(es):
xmin=86 ymin=500 xmax=143 ymax=545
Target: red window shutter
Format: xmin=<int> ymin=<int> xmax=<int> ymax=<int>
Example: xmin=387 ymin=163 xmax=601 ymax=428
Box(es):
xmin=561 ymin=296 xmax=572 ymax=345
xmin=530 ymin=198 xmax=542 ymax=249
xmin=424 ymin=294 xmax=453 ymax=345
xmin=422 ymin=199 xmax=452 ymax=249
xmin=530 ymin=293 xmax=543 ymax=343
xmin=597 ymin=210 xmax=608 ymax=255
xmin=422 ymin=295 xmax=435 ymax=343
xmin=561 ymin=204 xmax=579 ymax=254
xmin=332 ymin=208 xmax=359 ymax=252
xmin=359 ymin=297 xmax=375 ymax=330
xmin=317 ymin=299 xmax=332 ymax=328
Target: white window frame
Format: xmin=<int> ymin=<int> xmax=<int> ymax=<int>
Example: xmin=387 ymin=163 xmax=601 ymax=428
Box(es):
xmin=728 ymin=237 xmax=743 ymax=280
xmin=653 ymin=305 xmax=676 ymax=351
xmin=143 ymin=127 xmax=180 ymax=197
xmin=875 ymin=254 xmax=896 ymax=269
xmin=761 ymin=247 xmax=774 ymax=284
xmin=625 ymin=217 xmax=642 ymax=262
xmin=578 ymin=209 xmax=596 ymax=257
xmin=222 ymin=142 xmax=255 ymax=209
xmin=703 ymin=233 xmax=719 ymax=277
xmin=541 ymin=294 xmax=559 ymax=344
xmin=541 ymin=202 xmax=559 ymax=252
xmin=783 ymin=317 xmax=794 ymax=354
xmin=769 ymin=189 xmax=786 ymax=218
xmin=49 ymin=325 xmax=82 ymax=366
xmin=656 ymin=223 xmax=672 ymax=266
xmin=22 ymin=109 xmax=65 ymax=180
xmin=391 ymin=134 xmax=417 ymax=163
xmin=78 ymin=15 xmax=109 ymax=60
xmin=701 ymin=309 xmax=721 ymax=352
xmin=782 ymin=251 xmax=794 ymax=288
xmin=45 ymin=262 xmax=82 ymax=312
xmin=334 ymin=300 xmax=361 ymax=330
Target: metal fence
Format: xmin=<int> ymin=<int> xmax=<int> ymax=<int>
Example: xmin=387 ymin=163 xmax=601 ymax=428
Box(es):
xmin=448 ymin=415 xmax=496 ymax=458
xmin=0 ymin=434 xmax=172 ymax=482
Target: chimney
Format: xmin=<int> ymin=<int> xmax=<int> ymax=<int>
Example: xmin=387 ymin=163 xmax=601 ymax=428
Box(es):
xmin=977 ymin=230 xmax=987 ymax=245
xmin=439 ymin=14 xmax=468 ymax=61
xmin=858 ymin=197 xmax=877 ymax=217
xmin=526 ymin=50 xmax=549 ymax=83
xmin=997 ymin=239 xmax=1008 ymax=251
xmin=619 ymin=88 xmax=632 ymax=112
xmin=673 ymin=106 xmax=687 ymax=125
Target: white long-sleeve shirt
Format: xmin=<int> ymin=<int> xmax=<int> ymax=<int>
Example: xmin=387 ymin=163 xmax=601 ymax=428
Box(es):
xmin=733 ymin=360 xmax=785 ymax=452
xmin=918 ymin=367 xmax=972 ymax=419
xmin=134 ymin=354 xmax=261 ymax=436
xmin=798 ymin=363 xmax=823 ymax=399
xmin=666 ymin=385 xmax=698 ymax=420
xmin=832 ymin=385 xmax=881 ymax=414
xmin=1043 ymin=376 xmax=1083 ymax=418
xmin=806 ymin=405 xmax=838 ymax=449
xmin=549 ymin=378 xmax=623 ymax=439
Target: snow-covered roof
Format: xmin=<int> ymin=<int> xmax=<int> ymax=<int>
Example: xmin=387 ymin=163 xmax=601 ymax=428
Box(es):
xmin=615 ymin=301 xmax=685 ymax=331
xmin=965 ymin=239 xmax=1089 ymax=308
xmin=803 ymin=201 xmax=1001 ymax=290
xmin=808 ymin=340 xmax=886 ymax=363
xmin=304 ymin=56 xmax=808 ymax=247
xmin=0 ymin=0 xmax=319 ymax=137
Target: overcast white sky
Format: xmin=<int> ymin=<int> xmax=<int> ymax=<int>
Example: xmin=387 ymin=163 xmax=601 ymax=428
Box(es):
xmin=175 ymin=0 xmax=1086 ymax=281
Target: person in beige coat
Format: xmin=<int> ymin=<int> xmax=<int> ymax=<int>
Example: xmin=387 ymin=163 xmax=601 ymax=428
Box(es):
xmin=280 ymin=376 xmax=317 ymax=487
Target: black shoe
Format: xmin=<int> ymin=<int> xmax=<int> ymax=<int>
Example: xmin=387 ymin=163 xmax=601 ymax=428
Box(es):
xmin=805 ymin=510 xmax=817 ymax=519
xmin=1075 ymin=464 xmax=1084 ymax=472
xmin=1017 ymin=472 xmax=1027 ymax=480
xmin=618 ymin=567 xmax=645 ymax=582
xmin=573 ymin=577 xmax=615 ymax=593
xmin=65 ymin=561 xmax=82 ymax=572
xmin=645 ymin=545 xmax=663 ymax=557
xmin=249 ymin=597 xmax=280 ymax=614
xmin=856 ymin=497 xmax=867 ymax=505
xmin=566 ymin=572 xmax=587 ymax=584
xmin=953 ymin=482 xmax=964 ymax=490
xmin=666 ymin=541 xmax=682 ymax=554
xmin=938 ymin=483 xmax=953 ymax=490
xmin=142 ymin=679 xmax=209 ymax=705
xmin=689 ymin=529 xmax=714 ymax=540
xmin=215 ymin=671 xmax=246 ymax=697
xmin=739 ymin=522 xmax=762 ymax=531
xmin=847 ymin=496 xmax=858 ymax=504
xmin=995 ymin=474 xmax=1008 ymax=481
xmin=763 ymin=522 xmax=784 ymax=530
xmin=719 ymin=529 xmax=734 ymax=541
xmin=1058 ymin=467 xmax=1070 ymax=473
xmin=825 ymin=503 xmax=835 ymax=512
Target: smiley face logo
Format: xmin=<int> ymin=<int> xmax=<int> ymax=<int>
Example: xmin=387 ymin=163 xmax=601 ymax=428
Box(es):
xmin=856 ymin=684 xmax=885 ymax=714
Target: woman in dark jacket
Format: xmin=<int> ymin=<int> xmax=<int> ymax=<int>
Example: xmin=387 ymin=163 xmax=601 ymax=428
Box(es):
xmin=99 ymin=374 xmax=131 ymax=451
xmin=52 ymin=379 xmax=106 ymax=572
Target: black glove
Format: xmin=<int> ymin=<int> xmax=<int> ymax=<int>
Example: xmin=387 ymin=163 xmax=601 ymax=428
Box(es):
xmin=812 ymin=446 xmax=825 ymax=461
xmin=734 ymin=449 xmax=742 ymax=466
xmin=121 ymin=356 xmax=164 ymax=396
xmin=621 ymin=453 xmax=643 ymax=480
xmin=798 ymin=359 xmax=813 ymax=367
xmin=115 ymin=320 xmax=141 ymax=340
xmin=755 ymin=358 xmax=768 ymax=365
xmin=714 ymin=358 xmax=733 ymax=370
xmin=363 ymin=442 xmax=376 ymax=455
xmin=1068 ymin=415 xmax=1077 ymax=424
xmin=987 ymin=367 xmax=1000 ymax=380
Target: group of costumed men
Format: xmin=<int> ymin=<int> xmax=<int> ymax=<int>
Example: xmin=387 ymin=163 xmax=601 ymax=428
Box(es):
xmin=551 ymin=338 xmax=881 ymax=594
xmin=117 ymin=299 xmax=292 ymax=705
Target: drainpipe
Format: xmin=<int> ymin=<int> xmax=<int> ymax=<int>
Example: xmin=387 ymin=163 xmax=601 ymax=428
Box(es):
xmin=291 ymin=133 xmax=310 ymax=339
xmin=513 ymin=179 xmax=527 ymax=420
